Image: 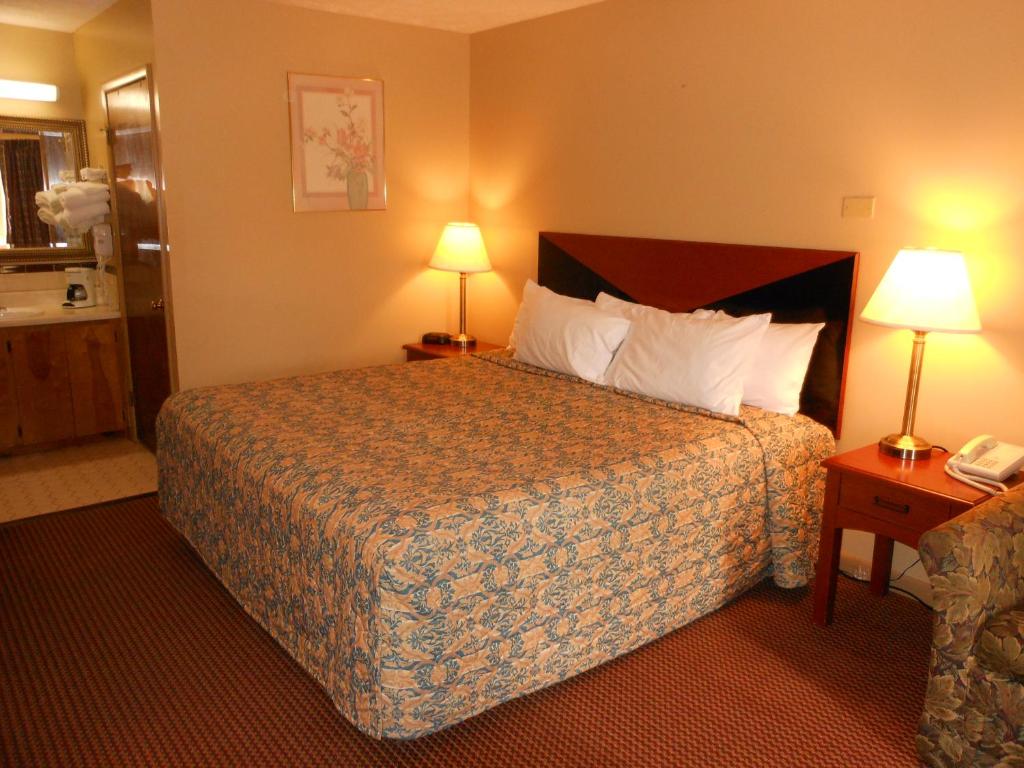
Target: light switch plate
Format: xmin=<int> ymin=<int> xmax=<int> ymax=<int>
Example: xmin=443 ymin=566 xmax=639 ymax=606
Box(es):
xmin=842 ymin=196 xmax=876 ymax=218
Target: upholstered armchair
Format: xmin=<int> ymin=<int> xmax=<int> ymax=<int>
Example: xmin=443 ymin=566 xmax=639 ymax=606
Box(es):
xmin=917 ymin=485 xmax=1024 ymax=768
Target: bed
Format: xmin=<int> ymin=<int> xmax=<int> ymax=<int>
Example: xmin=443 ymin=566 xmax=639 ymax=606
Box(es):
xmin=157 ymin=232 xmax=858 ymax=739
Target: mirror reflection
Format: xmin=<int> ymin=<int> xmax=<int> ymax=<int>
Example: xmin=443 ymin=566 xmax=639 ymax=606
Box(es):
xmin=0 ymin=116 xmax=89 ymax=256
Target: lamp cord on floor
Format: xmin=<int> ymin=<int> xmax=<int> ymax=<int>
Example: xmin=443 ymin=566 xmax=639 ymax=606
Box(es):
xmin=838 ymin=566 xmax=933 ymax=609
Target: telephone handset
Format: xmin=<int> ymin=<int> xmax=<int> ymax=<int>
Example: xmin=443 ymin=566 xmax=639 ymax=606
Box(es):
xmin=945 ymin=434 xmax=1024 ymax=495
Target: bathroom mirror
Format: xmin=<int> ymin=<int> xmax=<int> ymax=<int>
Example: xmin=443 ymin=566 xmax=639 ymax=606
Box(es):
xmin=0 ymin=115 xmax=92 ymax=264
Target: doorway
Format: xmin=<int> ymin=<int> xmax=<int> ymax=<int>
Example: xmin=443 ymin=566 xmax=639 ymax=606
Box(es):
xmin=104 ymin=69 xmax=174 ymax=452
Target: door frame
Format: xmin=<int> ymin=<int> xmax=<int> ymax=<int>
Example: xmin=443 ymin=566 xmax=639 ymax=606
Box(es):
xmin=102 ymin=65 xmax=179 ymax=442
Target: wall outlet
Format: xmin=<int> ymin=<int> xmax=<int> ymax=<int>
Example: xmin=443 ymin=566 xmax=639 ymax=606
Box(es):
xmin=850 ymin=565 xmax=869 ymax=580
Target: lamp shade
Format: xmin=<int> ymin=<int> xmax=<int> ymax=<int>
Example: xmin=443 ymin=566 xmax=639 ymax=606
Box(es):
xmin=429 ymin=222 xmax=492 ymax=274
xmin=860 ymin=248 xmax=981 ymax=333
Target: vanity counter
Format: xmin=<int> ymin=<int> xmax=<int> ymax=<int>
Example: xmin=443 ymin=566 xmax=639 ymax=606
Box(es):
xmin=0 ymin=304 xmax=120 ymax=328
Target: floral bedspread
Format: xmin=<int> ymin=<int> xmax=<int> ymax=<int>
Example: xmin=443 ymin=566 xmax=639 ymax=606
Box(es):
xmin=157 ymin=351 xmax=833 ymax=738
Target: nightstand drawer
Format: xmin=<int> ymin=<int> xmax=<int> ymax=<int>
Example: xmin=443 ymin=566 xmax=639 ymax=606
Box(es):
xmin=838 ymin=473 xmax=952 ymax=530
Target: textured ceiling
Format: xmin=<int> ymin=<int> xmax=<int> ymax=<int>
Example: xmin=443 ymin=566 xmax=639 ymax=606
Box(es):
xmin=0 ymin=0 xmax=606 ymax=34
xmin=0 ymin=0 xmax=116 ymax=32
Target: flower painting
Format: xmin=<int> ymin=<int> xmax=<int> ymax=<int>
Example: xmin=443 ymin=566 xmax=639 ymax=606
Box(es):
xmin=288 ymin=73 xmax=385 ymax=212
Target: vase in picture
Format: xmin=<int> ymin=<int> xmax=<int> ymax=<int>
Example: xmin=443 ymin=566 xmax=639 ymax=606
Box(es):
xmin=346 ymin=169 xmax=369 ymax=210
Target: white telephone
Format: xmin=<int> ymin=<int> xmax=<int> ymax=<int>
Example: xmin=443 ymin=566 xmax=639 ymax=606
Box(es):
xmin=945 ymin=435 xmax=1024 ymax=495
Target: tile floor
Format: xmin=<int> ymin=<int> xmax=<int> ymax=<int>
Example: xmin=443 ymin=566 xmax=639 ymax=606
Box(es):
xmin=0 ymin=438 xmax=157 ymax=523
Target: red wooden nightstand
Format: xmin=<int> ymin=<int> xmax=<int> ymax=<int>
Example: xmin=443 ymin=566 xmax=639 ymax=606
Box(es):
xmin=813 ymin=444 xmax=1022 ymax=626
xmin=402 ymin=341 xmax=503 ymax=362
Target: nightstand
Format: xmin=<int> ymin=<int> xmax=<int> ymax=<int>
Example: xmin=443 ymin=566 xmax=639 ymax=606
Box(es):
xmin=403 ymin=341 xmax=503 ymax=362
xmin=813 ymin=444 xmax=1022 ymax=626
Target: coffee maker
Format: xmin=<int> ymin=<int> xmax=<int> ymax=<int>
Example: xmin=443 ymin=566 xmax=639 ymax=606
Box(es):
xmin=63 ymin=267 xmax=97 ymax=309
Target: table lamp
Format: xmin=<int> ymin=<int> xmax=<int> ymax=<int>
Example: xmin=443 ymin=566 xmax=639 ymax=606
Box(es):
xmin=429 ymin=222 xmax=492 ymax=349
xmin=860 ymin=248 xmax=981 ymax=460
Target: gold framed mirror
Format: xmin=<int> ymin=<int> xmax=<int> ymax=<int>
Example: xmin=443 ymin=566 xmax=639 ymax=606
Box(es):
xmin=0 ymin=115 xmax=93 ymax=264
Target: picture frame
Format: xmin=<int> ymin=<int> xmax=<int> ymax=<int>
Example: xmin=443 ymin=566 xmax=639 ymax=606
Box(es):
xmin=287 ymin=73 xmax=385 ymax=212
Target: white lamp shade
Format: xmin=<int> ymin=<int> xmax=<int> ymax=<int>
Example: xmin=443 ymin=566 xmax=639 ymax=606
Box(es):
xmin=429 ymin=222 xmax=492 ymax=274
xmin=861 ymin=248 xmax=981 ymax=333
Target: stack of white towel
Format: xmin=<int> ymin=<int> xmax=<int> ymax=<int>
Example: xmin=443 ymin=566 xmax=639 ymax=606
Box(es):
xmin=35 ymin=176 xmax=111 ymax=236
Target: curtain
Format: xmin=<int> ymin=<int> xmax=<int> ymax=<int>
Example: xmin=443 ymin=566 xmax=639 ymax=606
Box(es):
xmin=0 ymin=140 xmax=50 ymax=247
xmin=0 ymin=149 xmax=8 ymax=248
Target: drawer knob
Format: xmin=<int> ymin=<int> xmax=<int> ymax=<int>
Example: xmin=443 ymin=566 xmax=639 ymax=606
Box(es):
xmin=873 ymin=495 xmax=910 ymax=514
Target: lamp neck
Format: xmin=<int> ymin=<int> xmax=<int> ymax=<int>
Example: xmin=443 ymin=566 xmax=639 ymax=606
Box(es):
xmin=459 ymin=271 xmax=468 ymax=336
xmin=900 ymin=330 xmax=928 ymax=437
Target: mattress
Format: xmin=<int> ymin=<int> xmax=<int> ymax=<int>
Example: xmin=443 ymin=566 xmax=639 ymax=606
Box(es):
xmin=157 ymin=351 xmax=833 ymax=738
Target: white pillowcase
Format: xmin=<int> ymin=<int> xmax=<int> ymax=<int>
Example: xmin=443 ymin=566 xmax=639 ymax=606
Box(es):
xmin=596 ymin=292 xmax=717 ymax=322
xmin=511 ymin=281 xmax=632 ymax=383
xmin=515 ymin=287 xmax=820 ymax=416
xmin=604 ymin=309 xmax=771 ymax=416
xmin=742 ymin=321 xmax=825 ymax=416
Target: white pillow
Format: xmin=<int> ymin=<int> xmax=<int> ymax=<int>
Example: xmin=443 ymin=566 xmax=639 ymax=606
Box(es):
xmin=596 ymin=292 xmax=717 ymax=322
xmin=509 ymin=281 xmax=595 ymax=349
xmin=511 ymin=281 xmax=632 ymax=383
xmin=604 ymin=310 xmax=771 ymax=416
xmin=742 ymin=321 xmax=825 ymax=415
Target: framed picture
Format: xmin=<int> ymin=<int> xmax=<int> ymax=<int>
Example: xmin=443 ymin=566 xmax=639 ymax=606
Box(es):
xmin=288 ymin=72 xmax=385 ymax=212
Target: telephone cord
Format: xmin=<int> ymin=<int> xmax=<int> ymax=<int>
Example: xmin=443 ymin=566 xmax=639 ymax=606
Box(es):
xmin=943 ymin=463 xmax=1007 ymax=495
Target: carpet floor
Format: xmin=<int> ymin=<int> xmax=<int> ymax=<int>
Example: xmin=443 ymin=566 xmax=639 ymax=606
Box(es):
xmin=0 ymin=495 xmax=932 ymax=767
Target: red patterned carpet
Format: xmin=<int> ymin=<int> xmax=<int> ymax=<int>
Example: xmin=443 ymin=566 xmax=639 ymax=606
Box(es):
xmin=0 ymin=495 xmax=931 ymax=767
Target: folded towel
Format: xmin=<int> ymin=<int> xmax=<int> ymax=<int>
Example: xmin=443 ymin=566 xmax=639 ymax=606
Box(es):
xmin=63 ymin=201 xmax=110 ymax=229
xmin=79 ymin=167 xmax=109 ymax=183
xmin=57 ymin=211 xmax=102 ymax=237
xmin=62 ymin=186 xmax=110 ymax=210
xmin=34 ymin=190 xmax=60 ymax=211
xmin=73 ymin=181 xmax=110 ymax=194
xmin=37 ymin=208 xmax=59 ymax=227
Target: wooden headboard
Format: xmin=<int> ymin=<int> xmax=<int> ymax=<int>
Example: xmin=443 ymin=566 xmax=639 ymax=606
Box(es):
xmin=537 ymin=231 xmax=859 ymax=436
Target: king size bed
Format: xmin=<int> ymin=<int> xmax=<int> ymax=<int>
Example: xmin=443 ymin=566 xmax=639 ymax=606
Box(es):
xmin=157 ymin=232 xmax=858 ymax=739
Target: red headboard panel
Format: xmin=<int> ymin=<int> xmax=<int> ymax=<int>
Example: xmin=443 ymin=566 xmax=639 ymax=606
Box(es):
xmin=537 ymin=231 xmax=859 ymax=436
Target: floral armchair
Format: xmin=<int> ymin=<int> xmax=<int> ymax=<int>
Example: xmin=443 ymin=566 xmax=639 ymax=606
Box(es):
xmin=917 ymin=485 xmax=1024 ymax=767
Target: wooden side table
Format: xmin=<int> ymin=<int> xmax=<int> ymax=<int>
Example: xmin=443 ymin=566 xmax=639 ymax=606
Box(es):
xmin=403 ymin=341 xmax=503 ymax=362
xmin=812 ymin=444 xmax=1020 ymax=626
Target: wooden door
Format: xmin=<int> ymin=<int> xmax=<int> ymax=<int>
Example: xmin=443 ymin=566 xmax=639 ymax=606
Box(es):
xmin=8 ymin=326 xmax=74 ymax=445
xmin=0 ymin=332 xmax=20 ymax=450
xmin=105 ymin=72 xmax=171 ymax=452
xmin=66 ymin=320 xmax=125 ymax=436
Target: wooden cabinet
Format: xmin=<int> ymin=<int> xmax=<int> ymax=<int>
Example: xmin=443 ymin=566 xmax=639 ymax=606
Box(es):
xmin=65 ymin=322 xmax=125 ymax=436
xmin=0 ymin=331 xmax=18 ymax=450
xmin=0 ymin=319 xmax=125 ymax=452
xmin=8 ymin=325 xmax=75 ymax=445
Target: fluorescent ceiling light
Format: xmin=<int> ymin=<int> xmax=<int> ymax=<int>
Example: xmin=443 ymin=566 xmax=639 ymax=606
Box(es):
xmin=0 ymin=79 xmax=59 ymax=102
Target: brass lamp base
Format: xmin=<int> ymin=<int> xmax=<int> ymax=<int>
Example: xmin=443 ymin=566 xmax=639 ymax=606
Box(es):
xmin=878 ymin=433 xmax=932 ymax=461
xmin=450 ymin=333 xmax=476 ymax=350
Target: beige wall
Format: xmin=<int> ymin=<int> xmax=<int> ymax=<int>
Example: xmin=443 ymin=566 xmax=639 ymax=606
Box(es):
xmin=149 ymin=0 xmax=470 ymax=389
xmin=0 ymin=23 xmax=83 ymax=120
xmin=470 ymin=0 xmax=1024 ymax=451
xmin=470 ymin=0 xmax=1024 ymax=584
xmin=73 ymin=0 xmax=155 ymax=168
